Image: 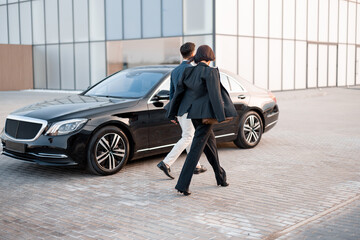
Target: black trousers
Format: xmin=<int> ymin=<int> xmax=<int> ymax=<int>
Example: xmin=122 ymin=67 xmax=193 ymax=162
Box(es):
xmin=175 ymin=119 xmax=227 ymax=192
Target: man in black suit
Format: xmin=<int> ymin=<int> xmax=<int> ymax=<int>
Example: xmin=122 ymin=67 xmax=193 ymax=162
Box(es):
xmin=167 ymin=45 xmax=238 ymax=195
xmin=157 ymin=42 xmax=207 ymax=179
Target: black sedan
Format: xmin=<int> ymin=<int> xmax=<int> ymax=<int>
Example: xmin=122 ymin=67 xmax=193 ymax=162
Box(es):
xmin=1 ymin=65 xmax=279 ymax=175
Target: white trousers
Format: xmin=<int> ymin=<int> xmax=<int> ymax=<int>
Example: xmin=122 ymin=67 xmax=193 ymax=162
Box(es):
xmin=163 ymin=113 xmax=201 ymax=168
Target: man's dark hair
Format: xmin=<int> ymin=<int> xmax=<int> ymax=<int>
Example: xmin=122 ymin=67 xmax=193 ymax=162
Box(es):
xmin=180 ymin=42 xmax=195 ymax=59
xmin=194 ymin=45 xmax=215 ymax=64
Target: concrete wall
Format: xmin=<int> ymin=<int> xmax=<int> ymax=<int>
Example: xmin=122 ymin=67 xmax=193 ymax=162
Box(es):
xmin=0 ymin=44 xmax=33 ymax=91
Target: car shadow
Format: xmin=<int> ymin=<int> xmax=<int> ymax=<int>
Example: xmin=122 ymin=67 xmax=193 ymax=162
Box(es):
xmin=217 ymin=142 xmax=241 ymax=149
xmin=1 ymin=142 xmax=242 ymax=179
xmin=0 ymin=157 xmax=91 ymax=179
xmin=126 ymin=142 xmax=241 ymax=167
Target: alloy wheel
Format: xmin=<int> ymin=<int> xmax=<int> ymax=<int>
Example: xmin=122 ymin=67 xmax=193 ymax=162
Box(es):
xmin=95 ymin=133 xmax=126 ymax=171
xmin=243 ymin=114 xmax=261 ymax=145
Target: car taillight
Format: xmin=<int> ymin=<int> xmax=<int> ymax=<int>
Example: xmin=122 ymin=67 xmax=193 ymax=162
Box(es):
xmin=268 ymin=91 xmax=277 ymax=103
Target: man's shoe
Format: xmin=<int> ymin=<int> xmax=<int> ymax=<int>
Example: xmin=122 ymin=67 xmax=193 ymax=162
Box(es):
xmin=194 ymin=165 xmax=207 ymax=174
xmin=177 ymin=190 xmax=191 ymax=196
xmin=157 ymin=161 xmax=174 ymax=179
xmin=218 ymin=182 xmax=229 ymax=187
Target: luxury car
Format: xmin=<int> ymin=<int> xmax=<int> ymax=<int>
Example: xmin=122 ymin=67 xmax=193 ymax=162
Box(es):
xmin=1 ymin=65 xmax=279 ymax=175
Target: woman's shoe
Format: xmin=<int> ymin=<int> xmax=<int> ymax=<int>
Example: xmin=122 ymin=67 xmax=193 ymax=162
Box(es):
xmin=218 ymin=182 xmax=229 ymax=187
xmin=179 ymin=190 xmax=191 ymax=196
xmin=176 ymin=189 xmax=191 ymax=196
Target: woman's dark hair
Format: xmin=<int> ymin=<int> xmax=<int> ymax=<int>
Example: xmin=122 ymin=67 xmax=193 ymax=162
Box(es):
xmin=194 ymin=45 xmax=215 ymax=64
xmin=180 ymin=42 xmax=195 ymax=59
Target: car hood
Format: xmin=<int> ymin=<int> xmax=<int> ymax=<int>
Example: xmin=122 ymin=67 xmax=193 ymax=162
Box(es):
xmin=10 ymin=95 xmax=139 ymax=121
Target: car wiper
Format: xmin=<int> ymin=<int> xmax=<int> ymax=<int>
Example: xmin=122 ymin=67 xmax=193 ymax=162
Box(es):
xmin=105 ymin=95 xmax=124 ymax=99
xmin=89 ymin=95 xmax=124 ymax=99
xmin=90 ymin=95 xmax=140 ymax=99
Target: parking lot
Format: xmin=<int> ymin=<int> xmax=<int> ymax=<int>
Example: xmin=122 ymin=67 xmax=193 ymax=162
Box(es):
xmin=0 ymin=87 xmax=360 ymax=239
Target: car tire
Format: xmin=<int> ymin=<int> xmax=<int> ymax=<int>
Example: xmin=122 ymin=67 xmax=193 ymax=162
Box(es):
xmin=233 ymin=111 xmax=263 ymax=149
xmin=87 ymin=126 xmax=130 ymax=175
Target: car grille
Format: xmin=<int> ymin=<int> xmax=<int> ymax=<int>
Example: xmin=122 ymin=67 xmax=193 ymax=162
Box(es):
xmin=5 ymin=118 xmax=44 ymax=140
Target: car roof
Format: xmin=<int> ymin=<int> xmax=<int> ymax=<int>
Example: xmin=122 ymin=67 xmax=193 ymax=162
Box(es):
xmin=130 ymin=65 xmax=176 ymax=71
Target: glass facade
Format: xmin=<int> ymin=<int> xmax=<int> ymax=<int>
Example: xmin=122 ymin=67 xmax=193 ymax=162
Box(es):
xmin=106 ymin=38 xmax=182 ymax=75
xmin=0 ymin=0 xmax=359 ymax=90
xmin=215 ymin=0 xmax=360 ymax=90
xmin=142 ymin=0 xmax=161 ymax=38
xmin=8 ymin=3 xmax=20 ymax=44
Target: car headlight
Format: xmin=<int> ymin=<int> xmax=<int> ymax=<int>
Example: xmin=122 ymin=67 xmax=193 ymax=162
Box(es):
xmin=46 ymin=119 xmax=88 ymax=136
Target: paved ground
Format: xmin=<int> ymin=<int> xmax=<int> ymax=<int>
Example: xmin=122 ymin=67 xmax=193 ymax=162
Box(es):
xmin=0 ymin=87 xmax=359 ymax=240
xmin=280 ymin=199 xmax=360 ymax=240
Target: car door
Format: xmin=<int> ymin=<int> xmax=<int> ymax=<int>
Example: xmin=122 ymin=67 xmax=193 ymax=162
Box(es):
xmin=226 ymin=73 xmax=249 ymax=114
xmin=147 ymin=77 xmax=182 ymax=149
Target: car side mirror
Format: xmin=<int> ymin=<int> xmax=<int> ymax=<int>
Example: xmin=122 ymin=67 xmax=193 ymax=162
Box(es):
xmin=152 ymin=90 xmax=170 ymax=101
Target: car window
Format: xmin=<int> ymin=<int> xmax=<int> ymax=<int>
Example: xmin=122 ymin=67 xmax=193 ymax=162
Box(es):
xmin=228 ymin=76 xmax=245 ymax=92
xmin=85 ymin=70 xmax=165 ymax=98
xmin=158 ymin=77 xmax=170 ymax=91
xmin=220 ymin=73 xmax=231 ymax=91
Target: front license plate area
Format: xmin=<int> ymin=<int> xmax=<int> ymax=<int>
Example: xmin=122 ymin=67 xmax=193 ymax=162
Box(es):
xmin=5 ymin=141 xmax=26 ymax=153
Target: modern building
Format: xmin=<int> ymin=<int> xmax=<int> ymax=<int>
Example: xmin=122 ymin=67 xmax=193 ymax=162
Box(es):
xmin=0 ymin=0 xmax=359 ymax=91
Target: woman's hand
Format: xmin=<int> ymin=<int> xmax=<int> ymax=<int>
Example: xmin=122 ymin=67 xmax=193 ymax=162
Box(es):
xmin=171 ymin=119 xmax=178 ymax=125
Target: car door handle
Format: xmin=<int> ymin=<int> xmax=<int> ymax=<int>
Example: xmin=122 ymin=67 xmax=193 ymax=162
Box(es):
xmin=238 ymin=95 xmax=246 ymax=99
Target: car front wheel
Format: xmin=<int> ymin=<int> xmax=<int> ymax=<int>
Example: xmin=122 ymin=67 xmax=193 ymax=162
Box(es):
xmin=87 ymin=126 xmax=130 ymax=175
xmin=233 ymin=111 xmax=263 ymax=149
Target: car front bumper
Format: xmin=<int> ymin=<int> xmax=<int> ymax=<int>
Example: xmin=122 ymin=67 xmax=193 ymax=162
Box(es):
xmin=1 ymin=149 xmax=77 ymax=166
xmin=0 ymin=128 xmax=91 ymax=166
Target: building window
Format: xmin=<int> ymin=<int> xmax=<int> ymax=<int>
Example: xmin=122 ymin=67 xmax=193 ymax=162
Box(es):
xmin=45 ymin=0 xmax=59 ymax=44
xmin=90 ymin=42 xmax=106 ymax=85
xmin=184 ymin=0 xmax=213 ymax=35
xmin=74 ymin=0 xmax=89 ymax=42
xmin=142 ymin=0 xmax=161 ymax=38
xmin=162 ymin=0 xmax=182 ymax=36
xmin=59 ymin=0 xmax=74 ymax=43
xmin=8 ymin=3 xmax=20 ymax=44
xmin=123 ymin=0 xmax=141 ymax=39
xmin=89 ymin=0 xmax=105 ymax=41
xmin=106 ymin=37 xmax=182 ymax=75
xmin=0 ymin=5 xmax=8 ymax=44
xmin=20 ymin=2 xmax=32 ymax=44
xmin=106 ymin=0 xmax=123 ymax=40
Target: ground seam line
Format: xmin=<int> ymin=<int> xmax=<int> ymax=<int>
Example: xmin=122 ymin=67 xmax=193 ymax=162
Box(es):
xmin=264 ymin=194 xmax=360 ymax=240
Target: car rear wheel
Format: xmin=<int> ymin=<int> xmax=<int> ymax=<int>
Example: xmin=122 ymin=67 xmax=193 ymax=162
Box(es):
xmin=87 ymin=126 xmax=130 ymax=175
xmin=233 ymin=111 xmax=263 ymax=149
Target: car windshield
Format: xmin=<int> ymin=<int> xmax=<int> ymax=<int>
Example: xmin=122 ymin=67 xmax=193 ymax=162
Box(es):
xmin=85 ymin=70 xmax=165 ymax=98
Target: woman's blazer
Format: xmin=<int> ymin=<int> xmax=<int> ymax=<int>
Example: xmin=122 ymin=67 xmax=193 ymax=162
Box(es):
xmin=167 ymin=62 xmax=238 ymax=123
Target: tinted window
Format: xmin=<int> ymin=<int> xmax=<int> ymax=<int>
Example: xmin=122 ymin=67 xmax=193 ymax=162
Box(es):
xmin=228 ymin=76 xmax=245 ymax=92
xmin=158 ymin=77 xmax=170 ymax=91
xmin=85 ymin=70 xmax=165 ymax=98
xmin=220 ymin=73 xmax=230 ymax=91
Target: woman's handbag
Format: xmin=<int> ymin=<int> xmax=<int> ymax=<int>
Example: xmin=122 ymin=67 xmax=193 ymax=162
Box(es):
xmin=202 ymin=117 xmax=234 ymax=125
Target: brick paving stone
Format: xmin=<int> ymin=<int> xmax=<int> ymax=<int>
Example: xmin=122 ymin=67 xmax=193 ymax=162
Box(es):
xmin=0 ymin=88 xmax=360 ymax=240
xmin=279 ymin=199 xmax=360 ymax=240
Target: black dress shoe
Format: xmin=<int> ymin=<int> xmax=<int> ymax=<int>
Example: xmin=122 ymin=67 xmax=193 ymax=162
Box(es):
xmin=176 ymin=188 xmax=191 ymax=196
xmin=194 ymin=165 xmax=207 ymax=174
xmin=157 ymin=161 xmax=174 ymax=179
xmin=178 ymin=190 xmax=191 ymax=196
xmin=217 ymin=182 xmax=229 ymax=187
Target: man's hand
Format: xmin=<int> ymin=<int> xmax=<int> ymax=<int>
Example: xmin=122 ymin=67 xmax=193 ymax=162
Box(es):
xmin=171 ymin=119 xmax=178 ymax=125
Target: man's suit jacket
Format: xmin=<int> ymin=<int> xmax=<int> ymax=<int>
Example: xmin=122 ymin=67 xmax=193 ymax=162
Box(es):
xmin=169 ymin=60 xmax=191 ymax=100
xmin=167 ymin=62 xmax=238 ymax=123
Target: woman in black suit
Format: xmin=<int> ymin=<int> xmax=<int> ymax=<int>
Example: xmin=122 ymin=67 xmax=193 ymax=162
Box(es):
xmin=167 ymin=45 xmax=238 ymax=196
